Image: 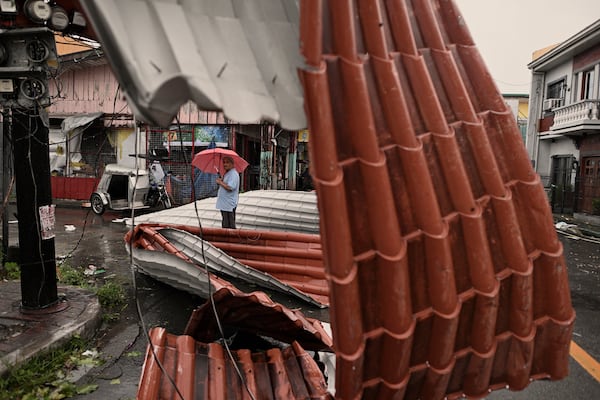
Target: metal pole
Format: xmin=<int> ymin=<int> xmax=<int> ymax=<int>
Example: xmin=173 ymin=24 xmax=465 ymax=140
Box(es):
xmin=1 ymin=109 xmax=9 ymax=267
xmin=12 ymin=110 xmax=58 ymax=309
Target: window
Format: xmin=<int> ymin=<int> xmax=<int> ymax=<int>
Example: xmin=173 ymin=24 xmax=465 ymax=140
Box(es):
xmin=547 ymin=79 xmax=566 ymax=100
xmin=579 ymin=69 xmax=595 ymax=100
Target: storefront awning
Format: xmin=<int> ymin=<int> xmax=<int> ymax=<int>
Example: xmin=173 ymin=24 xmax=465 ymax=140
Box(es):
xmin=61 ymin=112 xmax=104 ymax=133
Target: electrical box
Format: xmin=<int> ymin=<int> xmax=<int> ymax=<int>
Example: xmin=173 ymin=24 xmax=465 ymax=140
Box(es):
xmin=0 ymin=27 xmax=57 ymax=108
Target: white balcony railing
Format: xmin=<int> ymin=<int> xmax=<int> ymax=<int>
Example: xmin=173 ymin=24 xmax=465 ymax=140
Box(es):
xmin=551 ymin=99 xmax=600 ymax=130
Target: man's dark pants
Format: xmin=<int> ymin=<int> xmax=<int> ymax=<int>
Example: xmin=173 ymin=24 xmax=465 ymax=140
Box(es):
xmin=221 ymin=208 xmax=236 ymax=229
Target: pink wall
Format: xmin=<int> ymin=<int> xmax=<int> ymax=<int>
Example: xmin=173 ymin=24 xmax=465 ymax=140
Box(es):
xmin=48 ymin=62 xmax=228 ymax=124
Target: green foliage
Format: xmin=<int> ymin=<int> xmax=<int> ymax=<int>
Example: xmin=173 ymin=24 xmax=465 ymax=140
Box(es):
xmin=96 ymin=281 xmax=127 ymax=323
xmin=57 ymin=264 xmax=88 ymax=287
xmin=0 ymin=336 xmax=99 ymax=400
xmin=0 ymin=262 xmax=20 ymax=280
xmin=56 ymin=264 xmax=128 ymax=323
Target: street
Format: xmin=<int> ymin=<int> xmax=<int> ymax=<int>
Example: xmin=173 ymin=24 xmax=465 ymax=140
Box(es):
xmin=10 ymin=205 xmax=600 ymax=399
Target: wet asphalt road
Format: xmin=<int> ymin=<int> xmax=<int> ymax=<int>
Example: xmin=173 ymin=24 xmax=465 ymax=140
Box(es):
xmin=8 ymin=205 xmax=600 ymax=399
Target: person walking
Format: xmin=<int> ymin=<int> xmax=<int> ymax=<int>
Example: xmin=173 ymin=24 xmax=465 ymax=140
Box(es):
xmin=215 ymin=156 xmax=240 ymax=228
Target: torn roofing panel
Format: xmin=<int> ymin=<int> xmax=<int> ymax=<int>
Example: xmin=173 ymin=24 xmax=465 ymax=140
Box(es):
xmin=137 ymin=328 xmax=333 ymax=400
xmin=81 ymin=0 xmax=306 ymax=129
xmin=299 ymin=0 xmax=574 ymax=398
xmin=159 ymin=226 xmax=329 ymax=306
xmin=130 ymin=245 xmax=332 ymax=352
xmin=184 ymin=286 xmax=332 ymax=352
xmin=126 ymin=223 xmax=328 ymax=306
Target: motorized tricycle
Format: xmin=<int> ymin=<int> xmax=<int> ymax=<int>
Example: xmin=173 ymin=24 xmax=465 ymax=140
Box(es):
xmin=90 ymin=159 xmax=172 ymax=215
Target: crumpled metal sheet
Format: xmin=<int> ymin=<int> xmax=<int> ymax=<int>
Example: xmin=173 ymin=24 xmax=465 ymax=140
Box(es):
xmin=184 ymin=285 xmax=332 ymax=352
xmin=126 ymin=223 xmax=328 ymax=306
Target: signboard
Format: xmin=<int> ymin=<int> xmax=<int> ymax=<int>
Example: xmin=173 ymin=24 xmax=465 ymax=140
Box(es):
xmin=39 ymin=204 xmax=55 ymax=240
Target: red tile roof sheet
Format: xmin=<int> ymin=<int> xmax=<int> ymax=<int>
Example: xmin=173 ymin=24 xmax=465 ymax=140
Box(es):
xmin=126 ymin=223 xmax=329 ymax=306
xmin=184 ymin=286 xmax=332 ymax=352
xmin=298 ymin=1 xmax=574 ymax=398
xmin=138 ymin=327 xmax=333 ymax=400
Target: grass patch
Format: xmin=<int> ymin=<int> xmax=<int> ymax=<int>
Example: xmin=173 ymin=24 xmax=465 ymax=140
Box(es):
xmin=96 ymin=281 xmax=128 ymax=323
xmin=57 ymin=264 xmax=90 ymax=287
xmin=57 ymin=263 xmax=129 ymax=323
xmin=0 ymin=262 xmax=20 ymax=280
xmin=0 ymin=335 xmax=100 ymax=400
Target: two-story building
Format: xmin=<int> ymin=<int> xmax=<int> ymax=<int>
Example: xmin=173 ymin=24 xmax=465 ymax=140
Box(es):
xmin=526 ymin=19 xmax=600 ymax=216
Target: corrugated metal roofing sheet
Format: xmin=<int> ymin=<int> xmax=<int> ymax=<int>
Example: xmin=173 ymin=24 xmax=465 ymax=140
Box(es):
xmin=82 ymin=0 xmax=306 ymax=129
xmin=82 ymin=0 xmax=575 ymax=398
xmin=183 ymin=286 xmax=331 ymax=352
xmin=127 ymin=223 xmax=328 ymax=306
xmin=128 ymin=190 xmax=319 ymax=234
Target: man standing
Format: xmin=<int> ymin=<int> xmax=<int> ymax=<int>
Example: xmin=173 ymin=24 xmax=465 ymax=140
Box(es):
xmin=215 ymin=156 xmax=239 ymax=228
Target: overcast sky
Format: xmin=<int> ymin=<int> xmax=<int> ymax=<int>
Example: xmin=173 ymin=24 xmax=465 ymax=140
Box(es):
xmin=454 ymin=0 xmax=600 ymax=94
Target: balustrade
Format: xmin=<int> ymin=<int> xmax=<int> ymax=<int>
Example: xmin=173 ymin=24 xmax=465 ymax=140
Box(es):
xmin=551 ymin=99 xmax=600 ymax=130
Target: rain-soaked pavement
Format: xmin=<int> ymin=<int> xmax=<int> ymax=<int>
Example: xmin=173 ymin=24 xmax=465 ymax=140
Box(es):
xmin=5 ymin=204 xmax=600 ymax=399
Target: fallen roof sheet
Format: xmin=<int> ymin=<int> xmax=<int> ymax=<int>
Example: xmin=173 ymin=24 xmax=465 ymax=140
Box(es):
xmin=298 ymin=1 xmax=575 ymax=398
xmin=83 ymin=0 xmax=576 ymax=398
xmin=82 ymin=0 xmax=306 ymax=130
xmin=128 ymin=190 xmax=319 ymax=234
xmin=137 ymin=328 xmax=333 ymax=400
xmin=127 ymin=223 xmax=328 ymax=306
xmin=184 ymin=285 xmax=332 ymax=352
xmin=130 ymin=246 xmax=332 ymax=350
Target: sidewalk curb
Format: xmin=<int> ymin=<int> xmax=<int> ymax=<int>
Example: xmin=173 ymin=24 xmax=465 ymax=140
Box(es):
xmin=0 ymin=283 xmax=102 ymax=376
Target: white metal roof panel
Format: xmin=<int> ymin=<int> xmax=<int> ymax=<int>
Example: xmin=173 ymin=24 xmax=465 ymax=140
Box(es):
xmin=127 ymin=190 xmax=319 ymax=233
xmin=82 ymin=0 xmax=305 ymax=129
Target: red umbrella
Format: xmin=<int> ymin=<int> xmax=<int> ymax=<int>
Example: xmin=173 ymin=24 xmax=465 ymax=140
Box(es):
xmin=192 ymin=148 xmax=249 ymax=175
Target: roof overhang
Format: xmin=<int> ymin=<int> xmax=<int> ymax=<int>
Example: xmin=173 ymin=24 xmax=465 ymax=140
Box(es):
xmin=528 ymin=19 xmax=600 ymax=72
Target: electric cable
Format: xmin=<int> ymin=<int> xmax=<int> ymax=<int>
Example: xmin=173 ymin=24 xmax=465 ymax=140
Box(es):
xmin=175 ymin=115 xmax=257 ymax=400
xmin=127 ymin=120 xmax=187 ymax=400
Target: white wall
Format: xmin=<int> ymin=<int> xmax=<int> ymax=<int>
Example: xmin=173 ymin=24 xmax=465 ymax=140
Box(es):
xmin=543 ymin=60 xmax=574 ymax=104
xmin=536 ymin=136 xmax=578 ymax=184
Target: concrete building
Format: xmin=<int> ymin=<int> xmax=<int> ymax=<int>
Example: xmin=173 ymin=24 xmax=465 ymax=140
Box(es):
xmin=526 ymin=19 xmax=600 ymax=215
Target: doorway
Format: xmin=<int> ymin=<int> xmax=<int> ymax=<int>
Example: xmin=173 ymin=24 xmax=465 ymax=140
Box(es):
xmin=580 ymin=156 xmax=600 ymax=214
xmin=550 ymin=155 xmax=577 ymax=214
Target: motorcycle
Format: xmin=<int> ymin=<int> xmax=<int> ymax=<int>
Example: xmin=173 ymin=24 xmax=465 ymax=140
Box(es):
xmin=145 ymin=161 xmax=172 ymax=209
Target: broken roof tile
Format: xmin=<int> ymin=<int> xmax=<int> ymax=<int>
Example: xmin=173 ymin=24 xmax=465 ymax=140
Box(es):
xmin=137 ymin=328 xmax=332 ymax=400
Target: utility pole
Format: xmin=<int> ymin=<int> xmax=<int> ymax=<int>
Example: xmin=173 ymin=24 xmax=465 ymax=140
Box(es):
xmin=0 ymin=28 xmax=60 ymax=310
xmin=12 ymin=108 xmax=58 ymax=309
xmin=1 ymin=109 xmax=9 ymax=269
